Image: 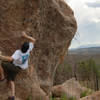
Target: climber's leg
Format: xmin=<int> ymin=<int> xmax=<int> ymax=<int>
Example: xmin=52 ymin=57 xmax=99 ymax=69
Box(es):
xmin=0 ymin=65 xmax=5 ymax=80
xmin=9 ymin=81 xmax=15 ymax=100
xmin=7 ymin=63 xmax=21 ymax=100
xmin=0 ymin=61 xmax=10 ymax=80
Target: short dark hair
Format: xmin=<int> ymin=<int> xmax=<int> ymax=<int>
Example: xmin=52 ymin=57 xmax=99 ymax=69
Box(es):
xmin=21 ymin=42 xmax=29 ymax=53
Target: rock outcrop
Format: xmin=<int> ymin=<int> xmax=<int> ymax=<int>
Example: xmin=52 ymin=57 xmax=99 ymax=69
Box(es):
xmin=52 ymin=78 xmax=85 ymax=99
xmin=79 ymin=91 xmax=100 ymax=100
xmin=0 ymin=0 xmax=77 ymax=99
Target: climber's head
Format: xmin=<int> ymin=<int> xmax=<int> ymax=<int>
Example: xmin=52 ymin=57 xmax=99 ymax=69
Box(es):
xmin=21 ymin=42 xmax=29 ymax=53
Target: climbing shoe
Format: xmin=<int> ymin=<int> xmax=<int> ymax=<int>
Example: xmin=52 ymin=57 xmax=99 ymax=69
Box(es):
xmin=7 ymin=96 xmax=15 ymax=100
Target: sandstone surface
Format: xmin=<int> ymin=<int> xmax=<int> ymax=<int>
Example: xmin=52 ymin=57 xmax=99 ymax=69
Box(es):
xmin=52 ymin=78 xmax=84 ymax=99
xmin=79 ymin=91 xmax=100 ymax=100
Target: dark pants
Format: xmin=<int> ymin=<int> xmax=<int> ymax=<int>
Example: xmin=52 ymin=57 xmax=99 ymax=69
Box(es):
xmin=1 ymin=61 xmax=21 ymax=81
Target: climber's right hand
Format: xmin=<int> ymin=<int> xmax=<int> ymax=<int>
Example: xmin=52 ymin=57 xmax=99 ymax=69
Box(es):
xmin=21 ymin=31 xmax=27 ymax=38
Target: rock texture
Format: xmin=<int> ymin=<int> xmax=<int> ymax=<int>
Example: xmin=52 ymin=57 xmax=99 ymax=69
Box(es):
xmin=52 ymin=78 xmax=84 ymax=99
xmin=79 ymin=91 xmax=100 ymax=100
xmin=0 ymin=0 xmax=77 ymax=99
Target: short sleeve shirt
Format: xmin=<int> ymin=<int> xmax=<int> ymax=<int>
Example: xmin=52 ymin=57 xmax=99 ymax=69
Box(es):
xmin=12 ymin=42 xmax=34 ymax=69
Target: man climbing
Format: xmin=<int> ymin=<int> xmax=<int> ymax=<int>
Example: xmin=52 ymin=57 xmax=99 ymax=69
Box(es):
xmin=0 ymin=31 xmax=36 ymax=100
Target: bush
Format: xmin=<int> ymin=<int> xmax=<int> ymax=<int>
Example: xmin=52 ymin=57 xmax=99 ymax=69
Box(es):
xmin=26 ymin=95 xmax=32 ymax=100
xmin=51 ymin=93 xmax=77 ymax=100
xmin=80 ymin=89 xmax=92 ymax=98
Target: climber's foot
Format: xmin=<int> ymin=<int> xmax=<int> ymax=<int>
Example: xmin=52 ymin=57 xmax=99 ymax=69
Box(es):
xmin=0 ymin=77 xmax=5 ymax=81
xmin=7 ymin=96 xmax=15 ymax=100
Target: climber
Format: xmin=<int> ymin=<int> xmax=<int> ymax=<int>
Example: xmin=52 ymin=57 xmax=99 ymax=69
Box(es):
xmin=0 ymin=31 xmax=36 ymax=100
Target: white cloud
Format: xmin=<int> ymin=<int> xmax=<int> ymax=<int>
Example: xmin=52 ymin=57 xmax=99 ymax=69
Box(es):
xmin=86 ymin=1 xmax=100 ymax=8
xmin=91 ymin=18 xmax=100 ymax=23
xmin=65 ymin=0 xmax=100 ymax=49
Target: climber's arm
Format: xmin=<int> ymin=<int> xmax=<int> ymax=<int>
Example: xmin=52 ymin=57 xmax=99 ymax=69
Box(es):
xmin=22 ymin=31 xmax=36 ymax=43
xmin=0 ymin=55 xmax=13 ymax=62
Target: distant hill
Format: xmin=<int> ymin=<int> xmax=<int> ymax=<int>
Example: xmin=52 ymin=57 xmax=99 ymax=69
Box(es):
xmin=68 ymin=46 xmax=100 ymax=65
xmin=69 ymin=47 xmax=100 ymax=55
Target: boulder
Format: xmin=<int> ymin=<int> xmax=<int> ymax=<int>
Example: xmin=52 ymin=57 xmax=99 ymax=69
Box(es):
xmin=0 ymin=0 xmax=77 ymax=99
xmin=79 ymin=91 xmax=100 ymax=100
xmin=52 ymin=78 xmax=83 ymax=99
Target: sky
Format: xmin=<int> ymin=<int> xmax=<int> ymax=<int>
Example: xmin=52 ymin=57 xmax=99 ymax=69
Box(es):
xmin=65 ymin=0 xmax=100 ymax=49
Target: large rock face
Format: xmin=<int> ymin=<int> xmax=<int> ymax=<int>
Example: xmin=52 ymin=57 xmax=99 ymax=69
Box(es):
xmin=0 ymin=0 xmax=77 ymax=99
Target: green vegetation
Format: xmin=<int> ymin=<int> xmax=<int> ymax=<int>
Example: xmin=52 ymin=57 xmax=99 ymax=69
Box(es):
xmin=26 ymin=95 xmax=32 ymax=100
xmin=77 ymin=58 xmax=100 ymax=90
xmin=26 ymin=95 xmax=42 ymax=100
xmin=80 ymin=89 xmax=92 ymax=98
xmin=50 ymin=97 xmax=77 ymax=100
xmin=50 ymin=94 xmax=77 ymax=100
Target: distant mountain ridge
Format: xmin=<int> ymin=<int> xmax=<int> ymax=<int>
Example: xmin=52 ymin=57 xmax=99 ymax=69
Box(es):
xmin=70 ymin=44 xmax=100 ymax=50
xmin=78 ymin=44 xmax=100 ymax=49
xmin=69 ymin=45 xmax=100 ymax=55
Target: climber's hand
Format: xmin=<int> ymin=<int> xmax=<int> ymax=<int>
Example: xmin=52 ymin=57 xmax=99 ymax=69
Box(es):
xmin=0 ymin=54 xmax=3 ymax=60
xmin=21 ymin=31 xmax=36 ymax=43
xmin=21 ymin=31 xmax=27 ymax=38
xmin=0 ymin=55 xmax=13 ymax=62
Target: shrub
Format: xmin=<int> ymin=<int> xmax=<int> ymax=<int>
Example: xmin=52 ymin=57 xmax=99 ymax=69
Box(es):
xmin=80 ymin=89 xmax=92 ymax=98
xmin=26 ymin=95 xmax=32 ymax=100
xmin=51 ymin=93 xmax=77 ymax=100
